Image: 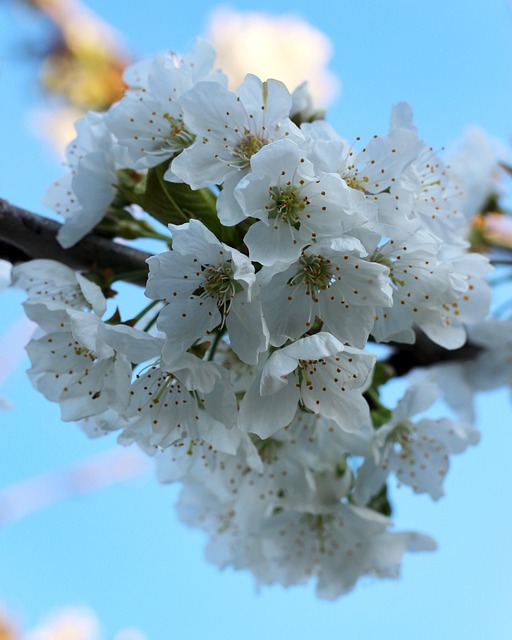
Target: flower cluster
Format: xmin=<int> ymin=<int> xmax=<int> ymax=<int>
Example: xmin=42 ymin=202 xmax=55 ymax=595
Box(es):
xmin=17 ymin=39 xmax=495 ymax=597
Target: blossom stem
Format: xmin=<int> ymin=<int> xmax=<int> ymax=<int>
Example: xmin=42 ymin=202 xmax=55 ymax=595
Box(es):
xmin=207 ymin=329 xmax=225 ymax=361
xmin=125 ymin=299 xmax=161 ymax=327
xmin=109 ymin=269 xmax=150 ymax=284
xmin=142 ymin=312 xmax=160 ymax=333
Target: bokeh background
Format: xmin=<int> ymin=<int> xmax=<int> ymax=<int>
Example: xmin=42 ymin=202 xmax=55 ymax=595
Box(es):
xmin=1 ymin=0 xmax=511 ymax=638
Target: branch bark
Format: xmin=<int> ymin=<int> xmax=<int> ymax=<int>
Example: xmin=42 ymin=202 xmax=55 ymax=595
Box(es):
xmin=385 ymin=333 xmax=482 ymax=376
xmin=0 ymin=199 xmax=150 ymax=286
xmin=0 ymin=198 xmax=488 ymax=374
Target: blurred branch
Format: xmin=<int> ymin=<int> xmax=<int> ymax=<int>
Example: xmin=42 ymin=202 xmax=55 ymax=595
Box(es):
xmin=0 ymin=200 xmax=150 ymax=285
xmin=386 ymin=333 xmax=482 ymax=377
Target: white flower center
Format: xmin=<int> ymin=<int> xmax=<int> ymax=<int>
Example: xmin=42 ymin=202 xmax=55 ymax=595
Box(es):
xmin=267 ymin=185 xmax=308 ymax=227
xmin=387 ymin=421 xmax=415 ymax=462
xmin=343 ymin=169 xmax=370 ymax=192
xmin=233 ymin=130 xmax=267 ymax=166
xmin=163 ymin=113 xmax=196 ymax=148
xmin=287 ymin=254 xmax=335 ymax=300
xmin=199 ymin=263 xmax=240 ymax=313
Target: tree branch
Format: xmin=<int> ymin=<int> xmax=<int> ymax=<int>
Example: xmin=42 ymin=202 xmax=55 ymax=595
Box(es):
xmin=0 ymin=199 xmax=150 ymax=286
xmin=0 ymin=198 xmax=490 ymax=373
xmin=385 ymin=333 xmax=482 ymax=377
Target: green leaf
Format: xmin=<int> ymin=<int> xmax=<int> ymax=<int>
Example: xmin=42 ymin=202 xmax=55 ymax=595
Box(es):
xmin=128 ymin=162 xmax=219 ymax=229
xmin=151 ymin=163 xmax=219 ymax=227
xmin=118 ymin=162 xmax=244 ymax=246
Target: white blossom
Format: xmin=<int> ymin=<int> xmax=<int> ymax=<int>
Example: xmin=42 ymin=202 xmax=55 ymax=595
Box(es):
xmin=43 ymin=111 xmax=120 ymax=248
xmin=239 ymin=333 xmax=375 ymax=437
xmin=369 ymin=230 xmax=492 ymax=349
xmin=446 ymin=126 xmax=507 ymax=219
xmin=21 ymin=35 xmax=508 ymax=599
xmin=355 ymin=383 xmax=480 ymax=501
xmin=171 ymin=74 xmax=303 ymax=222
xmin=235 ymin=138 xmax=372 ymax=265
xmin=11 ymin=259 xmax=106 ymax=316
xmin=145 ymin=220 xmax=268 ymax=364
xmin=78 ymin=408 xmax=131 ymax=439
xmin=259 ymin=238 xmax=392 ymax=348
xmin=119 ymin=354 xmax=239 ymax=455
xmin=107 ymin=39 xmax=226 ymax=171
xmin=25 ymin=307 xmax=132 ymax=422
xmin=177 ymin=482 xmax=434 ymax=599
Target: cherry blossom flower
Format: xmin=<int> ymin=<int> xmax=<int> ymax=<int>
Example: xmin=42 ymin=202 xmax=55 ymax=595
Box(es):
xmin=119 ymin=355 xmax=239 ymax=454
xmin=11 ymin=259 xmax=106 ymax=316
xmin=9 ymin=37 xmax=503 ymax=599
xmin=177 ymin=481 xmax=434 ymax=599
xmin=355 ymin=383 xmax=480 ymax=501
xmin=259 ymin=238 xmax=392 ymax=347
xmin=171 ymin=74 xmax=303 ymax=222
xmin=235 ymin=138 xmax=372 ymax=265
xmin=145 ymin=220 xmax=268 ymax=365
xmin=25 ymin=307 xmax=132 ymax=422
xmin=239 ymin=333 xmax=375 ymax=437
xmin=107 ymin=39 xmax=226 ymax=171
xmin=43 ymin=111 xmax=120 ymax=248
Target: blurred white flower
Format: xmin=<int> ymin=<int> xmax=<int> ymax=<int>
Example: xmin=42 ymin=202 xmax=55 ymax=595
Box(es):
xmin=25 ymin=606 xmax=100 ymax=640
xmin=113 ymin=629 xmax=147 ymax=640
xmin=206 ymin=7 xmax=339 ymax=108
xmin=0 ymin=395 xmax=12 ymax=410
xmin=28 ymin=106 xmax=84 ymax=160
xmin=447 ymin=126 xmax=507 ymax=219
xmin=0 ymin=259 xmax=12 ymax=292
xmin=0 ymin=603 xmax=149 ymax=640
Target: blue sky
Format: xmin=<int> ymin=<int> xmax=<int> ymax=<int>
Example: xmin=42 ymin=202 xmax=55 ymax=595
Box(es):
xmin=1 ymin=1 xmax=512 ymax=638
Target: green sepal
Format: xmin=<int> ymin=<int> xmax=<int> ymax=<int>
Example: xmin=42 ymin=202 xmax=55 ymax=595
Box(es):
xmin=365 ymin=361 xmax=394 ymax=428
xmin=367 ymin=483 xmax=392 ymax=517
xmin=94 ymin=208 xmax=167 ymax=241
xmin=105 ymin=306 xmax=122 ymax=325
xmin=371 ymin=405 xmax=393 ymax=429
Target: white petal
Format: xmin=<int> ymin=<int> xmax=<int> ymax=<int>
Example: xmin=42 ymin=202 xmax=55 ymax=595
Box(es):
xmin=99 ymin=323 xmax=164 ymax=363
xmin=239 ymin=370 xmax=299 ymax=437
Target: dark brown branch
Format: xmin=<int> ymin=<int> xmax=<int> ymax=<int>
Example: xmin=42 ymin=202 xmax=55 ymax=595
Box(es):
xmin=0 ymin=198 xmax=493 ymax=373
xmin=386 ymin=332 xmax=482 ymax=377
xmin=0 ymin=199 xmax=150 ymax=286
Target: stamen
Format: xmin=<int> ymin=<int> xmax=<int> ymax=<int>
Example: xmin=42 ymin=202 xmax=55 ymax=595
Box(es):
xmin=268 ymin=185 xmax=307 ymax=227
xmin=287 ymin=254 xmax=335 ymax=297
xmin=163 ymin=113 xmax=196 ymax=148
xmin=387 ymin=421 xmax=415 ymax=463
xmin=199 ymin=263 xmax=241 ymax=321
xmin=233 ymin=129 xmax=267 ymax=166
